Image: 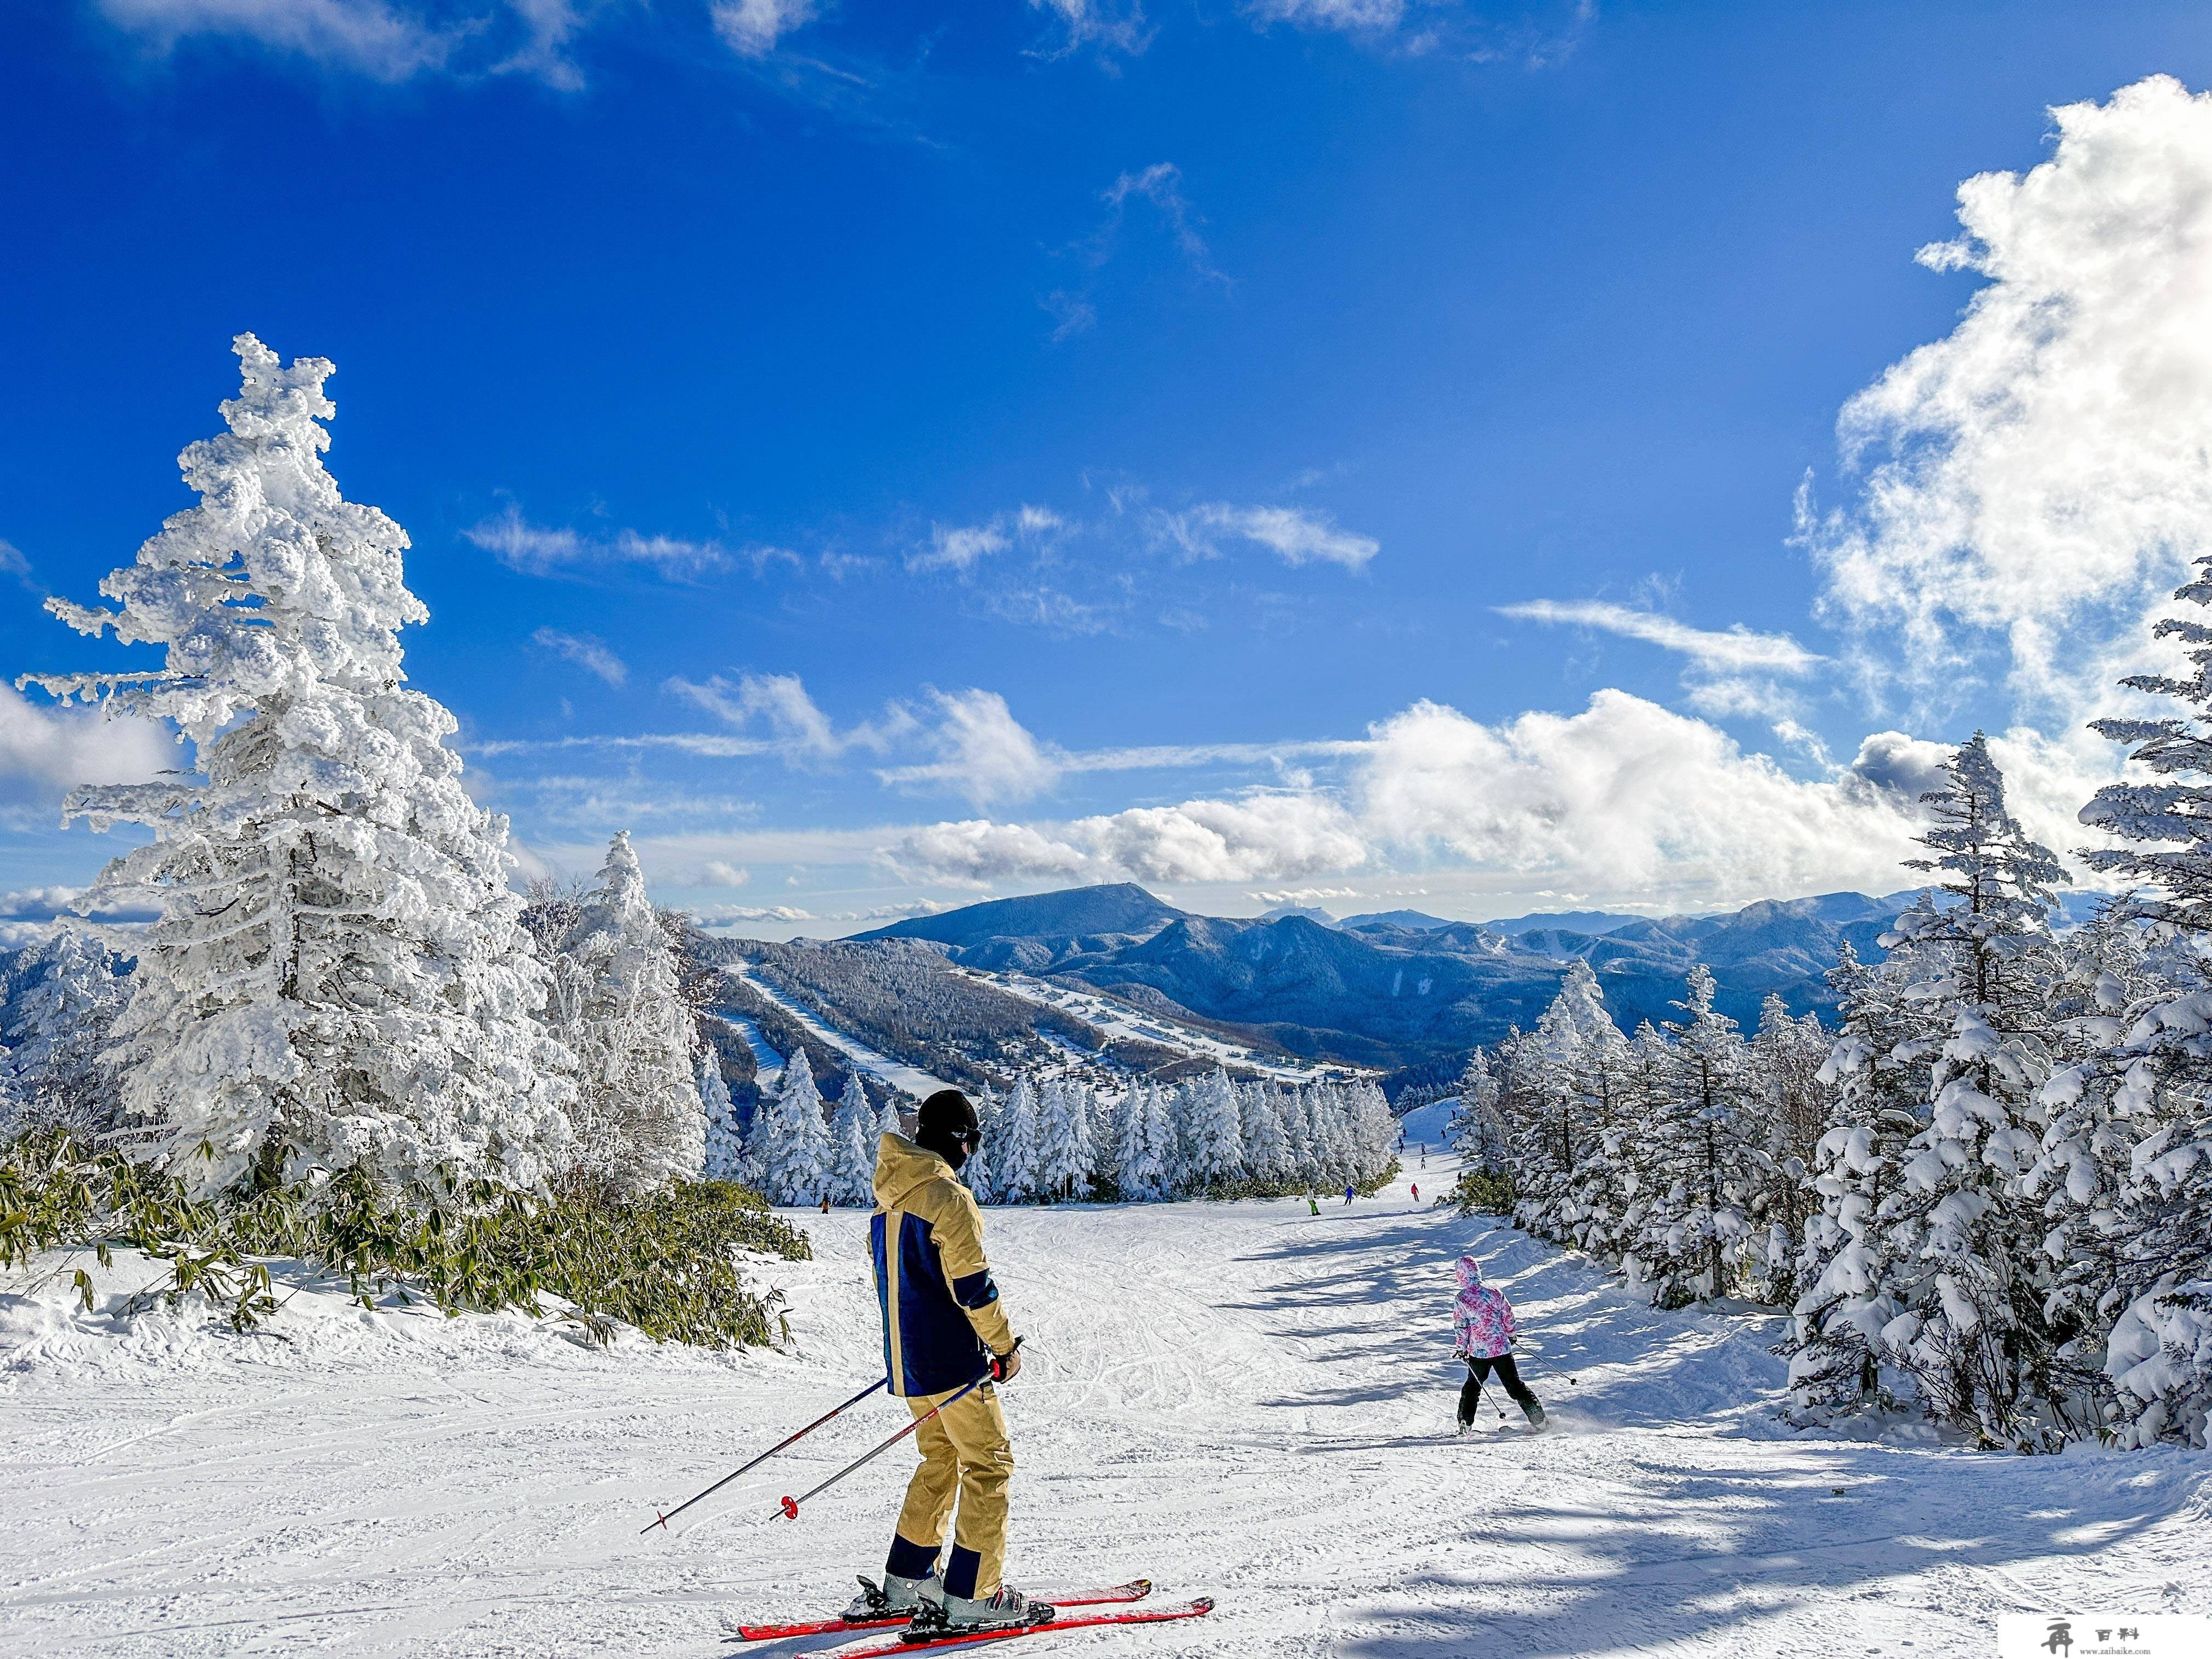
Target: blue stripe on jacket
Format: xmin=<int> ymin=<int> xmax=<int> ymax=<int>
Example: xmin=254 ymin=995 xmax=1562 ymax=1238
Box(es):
xmin=870 ymin=1209 xmax=993 ymax=1397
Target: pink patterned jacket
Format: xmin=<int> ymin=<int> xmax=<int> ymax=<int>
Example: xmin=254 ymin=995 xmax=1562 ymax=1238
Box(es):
xmin=1452 ymin=1255 xmax=1516 ymax=1359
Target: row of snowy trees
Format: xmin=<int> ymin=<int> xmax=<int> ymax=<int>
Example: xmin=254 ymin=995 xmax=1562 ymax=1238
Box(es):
xmin=1468 ymin=540 xmax=2212 ymax=1453
xmin=733 ymin=1061 xmax=1400 ymax=1207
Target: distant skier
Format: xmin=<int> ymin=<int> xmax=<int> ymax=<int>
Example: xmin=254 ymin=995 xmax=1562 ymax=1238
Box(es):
xmin=1343 ymin=1182 xmax=1355 ymax=1206
xmin=1452 ymin=1255 xmax=1545 ymax=1434
xmin=1410 ymin=1182 xmax=1419 ymax=1203
xmin=1307 ymin=1194 xmax=1321 ymax=1216
xmin=849 ymin=1090 xmax=1034 ymax=1634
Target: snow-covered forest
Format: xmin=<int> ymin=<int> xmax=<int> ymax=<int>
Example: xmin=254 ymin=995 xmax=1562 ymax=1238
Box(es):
xmin=732 ymin=1061 xmax=1400 ymax=1206
xmin=1455 ymin=635 xmax=2212 ymax=1451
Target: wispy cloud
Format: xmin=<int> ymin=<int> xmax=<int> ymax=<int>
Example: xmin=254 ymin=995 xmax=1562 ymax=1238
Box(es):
xmin=665 ymin=670 xmax=917 ymax=762
xmin=465 ymin=504 xmax=799 ymax=582
xmin=92 ymin=0 xmax=603 ymax=86
xmin=1026 ymin=0 xmax=1152 ymax=59
xmin=1245 ymin=0 xmax=1406 ymax=31
xmin=531 ymin=627 xmax=628 ymax=686
xmin=710 ymin=0 xmax=820 ymax=58
xmin=696 ymin=902 xmax=819 ymax=926
xmin=1496 ymin=600 xmax=1823 ymax=676
xmin=908 ymin=506 xmax=1065 ymax=575
xmin=1156 ymin=503 xmax=1380 ymax=571
xmin=1099 ymin=163 xmax=1232 ymax=290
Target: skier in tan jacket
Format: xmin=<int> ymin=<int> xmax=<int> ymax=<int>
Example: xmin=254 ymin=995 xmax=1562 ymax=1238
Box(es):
xmin=847 ymin=1089 xmax=1031 ymax=1634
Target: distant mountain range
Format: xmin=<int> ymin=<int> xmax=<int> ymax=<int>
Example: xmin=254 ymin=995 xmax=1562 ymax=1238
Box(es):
xmin=850 ymin=882 xmax=1963 ymax=1070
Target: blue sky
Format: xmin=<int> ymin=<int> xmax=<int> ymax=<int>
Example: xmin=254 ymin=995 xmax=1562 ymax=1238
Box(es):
xmin=4 ymin=1 xmax=2211 ymax=937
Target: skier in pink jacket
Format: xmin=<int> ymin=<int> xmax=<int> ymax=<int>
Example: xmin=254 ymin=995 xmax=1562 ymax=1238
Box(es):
xmin=1453 ymin=1255 xmax=1545 ymax=1434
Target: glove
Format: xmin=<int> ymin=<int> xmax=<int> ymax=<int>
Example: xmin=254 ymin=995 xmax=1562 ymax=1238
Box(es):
xmin=989 ymin=1347 xmax=1022 ymax=1383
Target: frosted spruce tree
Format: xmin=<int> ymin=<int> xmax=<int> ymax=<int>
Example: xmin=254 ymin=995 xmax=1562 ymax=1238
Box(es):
xmin=23 ymin=336 xmax=574 ymax=1196
xmin=1114 ymin=1082 xmax=1173 ymax=1201
xmin=832 ymin=1076 xmax=877 ymax=1205
xmin=2070 ymin=555 xmax=2212 ymax=1444
xmin=1179 ymin=1069 xmax=1245 ymax=1193
xmin=1035 ymin=1077 xmax=1091 ymax=1201
xmin=697 ymin=1051 xmax=745 ymax=1181
xmin=1877 ymin=737 xmax=2068 ymax=1441
xmin=1630 ymin=966 xmax=1759 ymax=1305
xmin=550 ymin=832 xmax=704 ymax=1198
xmin=1750 ymin=992 xmax=1837 ymax=1300
xmin=0 ymin=927 xmax=132 ymax=1141
xmin=1240 ymin=1082 xmax=1293 ymax=1186
xmin=994 ymin=1078 xmax=1042 ymax=1203
xmin=749 ymin=1047 xmax=833 ymax=1204
xmin=1787 ymin=935 xmax=1946 ymax=1419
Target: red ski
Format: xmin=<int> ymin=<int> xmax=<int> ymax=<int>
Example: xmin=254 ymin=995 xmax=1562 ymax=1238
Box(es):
xmin=737 ymin=1581 xmax=1153 ymax=1643
xmin=797 ymin=1598 xmax=1215 ymax=1657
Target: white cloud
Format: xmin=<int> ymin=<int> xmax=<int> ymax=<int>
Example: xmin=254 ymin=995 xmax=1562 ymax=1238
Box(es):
xmin=700 ymin=860 xmax=750 ymax=887
xmin=711 ymin=0 xmax=819 ymax=57
xmin=1027 ymin=0 xmax=1150 ymax=58
xmin=696 ymin=902 xmax=818 ymax=926
xmin=1156 ymin=503 xmax=1379 ymax=571
xmin=531 ymin=627 xmax=628 ymax=686
xmin=467 ymin=505 xmax=798 ymax=582
xmin=1497 ymin=600 xmax=1822 ymax=677
xmin=1041 ymin=291 xmax=1098 ymax=342
xmin=664 ymin=670 xmax=915 ymax=762
xmin=1245 ymin=0 xmax=1405 ymax=30
xmin=853 ymin=897 xmax=963 ymax=922
xmin=0 ymin=539 xmax=34 ymax=588
xmin=879 ymin=691 xmax=1934 ymax=902
xmin=1100 ymin=163 xmax=1231 ymax=290
xmin=1808 ymin=75 xmax=2212 ymax=721
xmin=908 ymin=507 xmax=1063 ymax=576
xmin=877 ymin=690 xmax=1063 ymax=806
xmin=95 ymin=0 xmax=463 ymax=80
xmin=0 ymin=885 xmax=84 ymax=918
xmin=493 ymin=0 xmax=590 ymax=89
xmin=0 ymin=685 xmax=172 ymax=826
xmin=1250 ymin=886 xmax=1361 ymax=904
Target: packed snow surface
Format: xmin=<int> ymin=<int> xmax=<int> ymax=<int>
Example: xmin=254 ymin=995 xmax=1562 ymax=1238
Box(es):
xmin=4 ymin=1163 xmax=2209 ymax=1657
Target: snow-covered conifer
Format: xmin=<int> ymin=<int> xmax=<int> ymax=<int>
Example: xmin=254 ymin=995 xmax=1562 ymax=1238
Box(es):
xmin=697 ymin=1052 xmax=744 ymax=1181
xmin=1241 ymin=1083 xmax=1293 ymax=1184
xmin=1861 ymin=737 xmax=2068 ymax=1440
xmin=1628 ymin=966 xmax=1760 ymax=1305
xmin=1035 ymin=1077 xmax=1091 ymax=1201
xmin=995 ymin=1077 xmax=1042 ymax=1203
xmin=0 ymin=927 xmax=132 ymax=1142
xmin=749 ymin=1047 xmax=834 ymax=1205
xmin=831 ymin=1076 xmax=877 ymax=1206
xmin=23 ymin=337 xmax=574 ymax=1195
xmin=550 ymin=832 xmax=704 ymax=1198
xmin=1179 ymin=1069 xmax=1244 ymax=1192
xmin=2063 ymin=561 xmax=2212 ymax=1444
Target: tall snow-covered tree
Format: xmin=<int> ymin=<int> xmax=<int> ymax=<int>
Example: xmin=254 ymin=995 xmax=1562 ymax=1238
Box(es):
xmin=2069 ymin=557 xmax=2212 ymax=1444
xmin=749 ymin=1047 xmax=834 ymax=1205
xmin=697 ymin=1051 xmax=744 ymax=1181
xmin=23 ymin=336 xmax=574 ymax=1196
xmin=1630 ymin=965 xmax=1760 ymax=1306
xmin=1871 ymin=737 xmax=2068 ymax=1441
xmin=994 ymin=1078 xmax=1042 ymax=1203
xmin=1178 ymin=1069 xmax=1244 ymax=1193
xmin=1115 ymin=1082 xmax=1172 ymax=1201
xmin=1449 ymin=1049 xmax=1510 ymax=1175
xmin=831 ymin=1076 xmax=876 ymax=1206
xmin=548 ymin=832 xmax=704 ymax=1198
xmin=1240 ymin=1082 xmax=1293 ymax=1184
xmin=0 ymin=927 xmax=132 ymax=1142
xmin=1035 ymin=1077 xmax=1091 ymax=1201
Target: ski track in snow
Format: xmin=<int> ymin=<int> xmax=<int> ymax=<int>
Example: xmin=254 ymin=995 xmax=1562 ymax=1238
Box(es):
xmin=720 ymin=966 xmax=952 ymax=1099
xmin=4 ymin=1163 xmax=2209 ymax=1657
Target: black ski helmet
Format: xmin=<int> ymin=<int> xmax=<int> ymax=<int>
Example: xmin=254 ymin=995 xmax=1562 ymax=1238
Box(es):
xmin=916 ymin=1088 xmax=981 ymax=1170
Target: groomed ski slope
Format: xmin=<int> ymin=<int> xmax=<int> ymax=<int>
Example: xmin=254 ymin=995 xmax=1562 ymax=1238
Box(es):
xmin=4 ymin=1158 xmax=2209 ymax=1658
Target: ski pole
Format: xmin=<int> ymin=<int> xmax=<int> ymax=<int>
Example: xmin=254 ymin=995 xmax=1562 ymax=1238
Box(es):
xmin=642 ymin=1376 xmax=888 ymax=1534
xmin=777 ymin=1340 xmax=1022 ymax=1524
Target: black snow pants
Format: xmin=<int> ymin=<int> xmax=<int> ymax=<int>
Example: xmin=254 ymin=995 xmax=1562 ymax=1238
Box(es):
xmin=1458 ymin=1353 xmax=1541 ymax=1424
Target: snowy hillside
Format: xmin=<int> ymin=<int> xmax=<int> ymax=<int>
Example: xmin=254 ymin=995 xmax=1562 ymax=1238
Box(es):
xmin=6 ymin=1160 xmax=2205 ymax=1657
